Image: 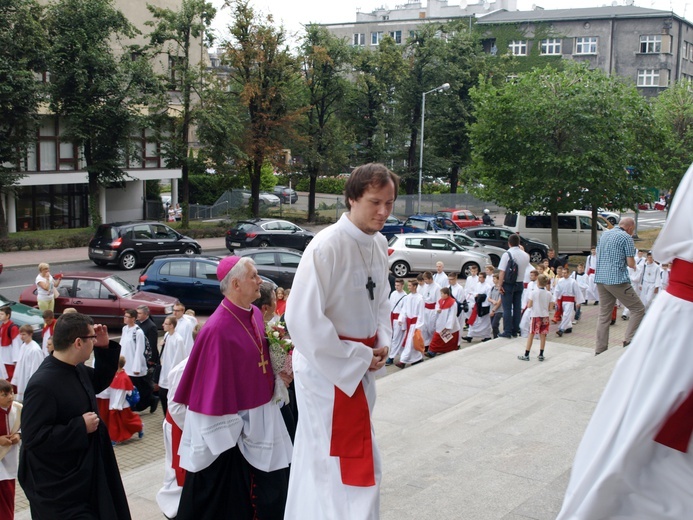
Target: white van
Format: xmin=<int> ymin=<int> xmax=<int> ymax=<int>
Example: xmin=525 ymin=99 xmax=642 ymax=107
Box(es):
xmin=503 ymin=210 xmax=607 ymax=254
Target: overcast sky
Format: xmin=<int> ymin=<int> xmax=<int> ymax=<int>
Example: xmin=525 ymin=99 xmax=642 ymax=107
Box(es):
xmin=209 ymin=0 xmax=693 ymax=44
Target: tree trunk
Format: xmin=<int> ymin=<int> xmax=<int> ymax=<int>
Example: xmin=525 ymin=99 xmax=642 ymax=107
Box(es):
xmin=84 ymin=140 xmax=102 ymax=229
xmin=449 ymin=164 xmax=459 ymax=194
xmin=250 ymin=157 xmax=262 ymax=217
xmin=591 ymin=205 xmax=599 ymax=249
xmin=0 ymin=192 xmax=8 ymax=239
xmin=308 ymin=171 xmax=317 ymax=222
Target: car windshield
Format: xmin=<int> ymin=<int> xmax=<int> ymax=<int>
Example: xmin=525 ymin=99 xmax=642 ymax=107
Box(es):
xmin=103 ymin=276 xmax=136 ymax=297
xmin=453 ymin=234 xmax=475 ymax=247
xmin=406 ymin=219 xmax=427 ymax=230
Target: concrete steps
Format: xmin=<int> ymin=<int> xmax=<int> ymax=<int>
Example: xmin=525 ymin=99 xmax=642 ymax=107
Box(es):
xmin=375 ymin=338 xmax=624 ymax=520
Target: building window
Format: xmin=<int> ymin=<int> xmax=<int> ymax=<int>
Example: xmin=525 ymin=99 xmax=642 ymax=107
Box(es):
xmin=508 ymin=40 xmax=527 ymax=56
xmin=640 ymin=35 xmax=662 ymax=54
xmin=575 ymin=37 xmax=597 ymax=55
xmin=388 ymin=30 xmax=402 ymax=44
xmin=168 ymin=55 xmax=182 ymax=90
xmin=371 ymin=32 xmax=383 ymax=45
xmin=353 ymin=33 xmax=365 ymax=46
xmin=637 ymin=69 xmax=661 ymax=87
xmin=540 ymin=38 xmax=561 ymax=55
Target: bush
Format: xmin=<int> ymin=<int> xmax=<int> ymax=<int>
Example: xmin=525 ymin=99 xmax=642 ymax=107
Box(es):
xmin=294 ymin=177 xmax=346 ymax=195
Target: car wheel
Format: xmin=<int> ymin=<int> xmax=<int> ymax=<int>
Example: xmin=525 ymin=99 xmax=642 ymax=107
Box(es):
xmin=118 ymin=252 xmax=137 ymax=270
xmin=607 ymin=216 xmax=618 ymax=225
xmin=391 ymin=261 xmax=410 ymax=277
xmin=258 ymin=240 xmax=270 ymax=248
xmin=461 ymin=262 xmax=480 ymax=279
xmin=489 ymin=254 xmax=500 ymax=267
xmin=93 ymin=260 xmax=108 ymax=267
xmin=529 ymin=250 xmax=544 ymax=264
xmin=183 ymin=246 xmax=197 ymax=256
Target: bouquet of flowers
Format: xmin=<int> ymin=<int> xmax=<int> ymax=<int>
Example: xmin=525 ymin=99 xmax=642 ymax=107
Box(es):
xmin=266 ymin=322 xmax=293 ymax=404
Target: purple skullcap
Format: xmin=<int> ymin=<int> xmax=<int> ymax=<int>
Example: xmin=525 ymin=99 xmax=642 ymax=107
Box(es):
xmin=217 ymin=255 xmax=241 ymax=281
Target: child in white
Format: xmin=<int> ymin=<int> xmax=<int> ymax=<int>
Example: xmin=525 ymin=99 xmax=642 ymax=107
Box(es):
xmin=158 ymin=317 xmax=186 ymax=415
xmin=463 ymin=265 xmax=480 ymax=324
xmin=447 ymin=272 xmax=466 ymax=342
xmin=639 ymin=252 xmax=662 ymax=309
xmin=388 ymin=279 xmax=408 ymax=361
xmin=623 ymin=250 xmax=646 ymax=319
xmin=419 ymin=272 xmax=441 ymax=347
xmin=555 ymin=268 xmax=583 ymax=336
xmin=11 ymin=325 xmax=45 ymax=402
xmin=463 ymin=272 xmax=493 ymax=342
xmin=570 ymin=263 xmax=589 ymax=321
xmin=518 ymin=274 xmax=553 ymax=361
xmin=396 ymin=280 xmax=425 ymax=367
xmin=428 ymin=288 xmax=461 ymax=354
xmin=584 ymin=247 xmax=599 ymax=303
xmin=432 ymin=262 xmax=449 ymax=288
xmin=0 ymin=379 xmax=21 ymax=519
xmin=520 ymin=270 xmax=539 ymax=338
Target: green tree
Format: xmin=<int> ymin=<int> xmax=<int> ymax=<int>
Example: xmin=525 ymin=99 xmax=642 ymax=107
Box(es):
xmin=469 ymin=63 xmax=660 ymax=251
xmin=46 ymin=0 xmax=161 ymax=228
xmin=298 ymin=24 xmax=352 ymax=221
xmin=0 ymin=0 xmax=46 ymax=237
xmin=147 ymin=0 xmax=217 ymax=228
xmin=222 ymin=0 xmax=304 ymax=217
xmin=652 ymin=80 xmax=693 ymax=202
xmin=348 ymin=36 xmax=407 ymax=165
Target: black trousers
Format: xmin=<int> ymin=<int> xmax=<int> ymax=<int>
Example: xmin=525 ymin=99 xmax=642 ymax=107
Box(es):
xmin=130 ymin=373 xmax=154 ymax=412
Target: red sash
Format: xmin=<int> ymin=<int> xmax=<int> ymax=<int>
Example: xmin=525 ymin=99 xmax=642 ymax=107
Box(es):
xmin=562 ymin=296 xmax=576 ymax=303
xmin=424 ymin=303 xmax=435 ymax=310
xmin=552 ymin=297 xmax=563 ymax=323
xmin=165 ymin=411 xmax=186 ymax=486
xmin=331 ymin=334 xmax=377 ymax=487
xmin=523 ymin=282 xmax=528 ymax=289
xmin=468 ymin=304 xmax=478 ymax=326
xmin=390 ymin=312 xmax=399 ymax=322
xmin=654 ymin=259 xmax=693 ymax=452
xmin=402 ymin=317 xmax=417 ymax=346
xmin=587 ymin=268 xmax=595 ymax=275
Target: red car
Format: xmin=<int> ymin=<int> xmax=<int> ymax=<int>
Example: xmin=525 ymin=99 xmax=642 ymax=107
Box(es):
xmin=20 ymin=271 xmax=177 ymax=328
xmin=436 ymin=209 xmax=484 ymax=228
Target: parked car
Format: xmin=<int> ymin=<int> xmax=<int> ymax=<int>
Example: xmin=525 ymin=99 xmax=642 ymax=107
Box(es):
xmin=598 ymin=209 xmax=621 ymax=226
xmin=387 ymin=234 xmax=492 ymax=278
xmin=0 ymin=293 xmax=44 ymax=342
xmin=273 ymin=185 xmax=298 ymax=204
xmin=20 ymin=272 xmax=177 ymax=328
xmin=234 ymin=248 xmax=302 ymax=288
xmin=88 ymin=221 xmax=202 ymax=271
xmin=226 ymin=219 xmax=314 ymax=251
xmin=436 ymin=209 xmax=484 ymax=228
xmin=460 ymin=226 xmax=549 ymax=264
xmin=138 ymin=255 xmax=278 ymax=312
xmin=381 ymin=215 xmax=458 ymax=239
xmin=237 ymin=189 xmax=281 ymax=207
xmin=432 ymin=231 xmax=507 ymax=267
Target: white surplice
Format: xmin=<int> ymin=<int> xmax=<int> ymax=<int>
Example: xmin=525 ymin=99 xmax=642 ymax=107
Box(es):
xmin=11 ymin=341 xmax=45 ymax=402
xmin=419 ymin=281 xmax=441 ymax=345
xmin=398 ymin=292 xmax=424 ymax=365
xmin=284 ymin=213 xmax=391 ymax=520
xmin=557 ymin=162 xmax=693 ymax=520
xmin=388 ymin=289 xmax=408 ymax=359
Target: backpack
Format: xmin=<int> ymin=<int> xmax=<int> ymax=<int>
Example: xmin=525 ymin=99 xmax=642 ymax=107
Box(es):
xmin=126 ymin=387 xmax=140 ymax=407
xmin=505 ymin=252 xmax=519 ymax=284
xmin=132 ymin=326 xmax=153 ymax=368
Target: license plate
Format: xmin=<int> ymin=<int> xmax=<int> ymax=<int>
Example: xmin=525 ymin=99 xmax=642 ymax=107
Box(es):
xmin=92 ymin=249 xmax=103 ymax=254
xmin=231 ymin=242 xmax=241 ymax=247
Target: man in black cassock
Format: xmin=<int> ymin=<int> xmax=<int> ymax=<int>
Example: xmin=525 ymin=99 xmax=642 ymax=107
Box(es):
xmin=18 ymin=312 xmax=131 ymax=520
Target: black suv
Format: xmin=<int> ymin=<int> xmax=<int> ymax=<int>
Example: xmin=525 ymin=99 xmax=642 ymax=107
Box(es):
xmin=273 ymin=185 xmax=298 ymax=204
xmin=460 ymin=226 xmax=549 ymax=264
xmin=88 ymin=221 xmax=202 ymax=270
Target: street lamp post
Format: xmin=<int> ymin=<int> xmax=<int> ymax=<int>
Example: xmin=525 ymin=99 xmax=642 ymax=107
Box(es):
xmin=418 ymin=82 xmax=450 ymax=214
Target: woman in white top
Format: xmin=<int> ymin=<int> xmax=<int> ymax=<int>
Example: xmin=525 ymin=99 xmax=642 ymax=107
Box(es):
xmin=34 ymin=263 xmax=61 ymax=311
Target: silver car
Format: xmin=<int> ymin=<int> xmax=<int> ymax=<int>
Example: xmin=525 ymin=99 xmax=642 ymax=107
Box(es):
xmin=387 ymin=234 xmax=492 ymax=278
xmin=429 ymin=231 xmax=506 ymax=267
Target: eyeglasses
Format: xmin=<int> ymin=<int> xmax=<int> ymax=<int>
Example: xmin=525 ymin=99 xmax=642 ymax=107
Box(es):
xmin=79 ymin=335 xmax=98 ymax=341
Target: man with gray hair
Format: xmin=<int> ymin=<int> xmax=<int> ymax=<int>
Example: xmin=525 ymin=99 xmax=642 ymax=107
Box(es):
xmin=594 ymin=217 xmax=646 ymax=354
xmin=173 ymin=255 xmax=292 ymax=519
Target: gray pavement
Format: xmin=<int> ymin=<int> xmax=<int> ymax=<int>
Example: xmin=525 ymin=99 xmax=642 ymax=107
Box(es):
xmin=6 ymin=244 xmax=630 ymax=519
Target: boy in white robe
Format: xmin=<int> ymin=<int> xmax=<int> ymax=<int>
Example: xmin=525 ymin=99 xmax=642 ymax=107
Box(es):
xmin=432 ymin=262 xmax=449 ymax=288
xmin=555 ymin=268 xmax=583 ymax=336
xmin=0 ymin=379 xmax=21 ymax=519
xmin=419 ymin=272 xmax=441 ymax=349
xmin=386 ymin=279 xmax=408 ymax=364
xmin=584 ymin=247 xmax=599 ymax=303
xmin=462 ymin=272 xmax=493 ymax=343
xmin=639 ymin=252 xmax=662 ymax=309
xmin=427 ymin=288 xmax=461 ymax=355
xmin=158 ymin=316 xmax=186 ymax=415
xmin=447 ymin=272 xmax=466 ymax=343
xmin=396 ymin=280 xmax=425 ymax=368
xmin=519 ymin=270 xmax=538 ymax=338
xmin=11 ymin=325 xmax=45 ymax=402
xmin=570 ymin=263 xmax=589 ymax=321
xmin=463 ymin=265 xmax=479 ymax=326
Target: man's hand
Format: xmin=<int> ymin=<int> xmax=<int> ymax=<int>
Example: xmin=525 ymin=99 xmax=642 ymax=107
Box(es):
xmin=370 ymin=346 xmax=389 ymax=371
xmin=0 ymin=435 xmax=12 ymax=447
xmin=83 ymin=412 xmax=100 ymax=433
xmin=94 ymin=324 xmax=110 ymax=348
xmin=9 ymin=433 xmax=20 ymax=444
xmin=279 ymin=370 xmax=293 ymax=387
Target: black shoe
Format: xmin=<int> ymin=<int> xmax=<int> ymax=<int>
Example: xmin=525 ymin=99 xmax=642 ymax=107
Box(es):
xmin=594 ymin=301 xmax=599 ymax=305
xmin=565 ymin=328 xmax=572 ymax=334
xmin=425 ymin=351 xmax=437 ymax=358
xmin=498 ymin=333 xmax=512 ymax=338
xmin=556 ymin=330 xmax=564 ymax=337
xmin=623 ymin=341 xmax=631 ymax=348
xmin=395 ymin=362 xmax=406 ymax=369
xmin=150 ymin=396 xmax=160 ymax=414
xmin=411 ymin=359 xmax=424 ymax=365
xmin=610 ymin=320 xmax=616 ymax=325
xmin=583 ymin=301 xmax=588 ymax=305
xmin=481 ymin=338 xmax=492 ymax=342
xmin=622 ymin=315 xmax=629 ymax=321
xmin=462 ymin=336 xmax=472 ymax=343
xmin=385 ymin=357 xmax=394 ymax=366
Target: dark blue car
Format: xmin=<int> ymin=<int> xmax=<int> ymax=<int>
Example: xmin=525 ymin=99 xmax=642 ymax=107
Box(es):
xmin=380 ymin=215 xmax=459 ymax=239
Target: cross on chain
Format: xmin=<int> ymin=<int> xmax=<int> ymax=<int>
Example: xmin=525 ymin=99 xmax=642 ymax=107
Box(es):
xmin=366 ymin=276 xmax=376 ymax=301
xmin=258 ymin=351 xmax=269 ymax=374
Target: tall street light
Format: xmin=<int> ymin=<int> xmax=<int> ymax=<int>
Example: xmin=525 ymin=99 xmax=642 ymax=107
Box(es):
xmin=418 ymin=82 xmax=450 ymax=214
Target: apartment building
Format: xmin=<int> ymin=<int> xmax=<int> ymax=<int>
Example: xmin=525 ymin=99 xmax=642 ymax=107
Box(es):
xmin=3 ymin=0 xmax=206 ymax=233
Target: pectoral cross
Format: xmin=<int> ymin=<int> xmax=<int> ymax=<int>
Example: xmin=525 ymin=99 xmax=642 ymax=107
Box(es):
xmin=366 ymin=276 xmax=376 ymax=300
xmin=258 ymin=351 xmax=269 ymax=374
